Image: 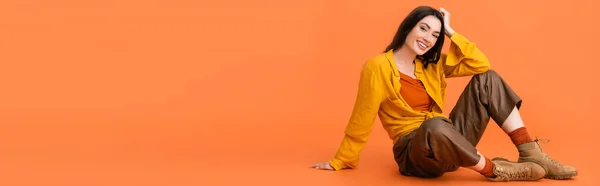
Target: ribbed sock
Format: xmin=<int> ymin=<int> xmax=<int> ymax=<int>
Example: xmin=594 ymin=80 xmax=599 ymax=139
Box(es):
xmin=509 ymin=127 xmax=534 ymax=146
xmin=479 ymin=158 xmax=495 ymax=178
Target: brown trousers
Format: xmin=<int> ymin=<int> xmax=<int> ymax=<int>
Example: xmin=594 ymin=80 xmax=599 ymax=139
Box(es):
xmin=392 ymin=70 xmax=522 ymax=178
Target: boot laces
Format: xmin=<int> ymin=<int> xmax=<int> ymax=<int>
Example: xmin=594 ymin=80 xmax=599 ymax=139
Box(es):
xmin=497 ymin=166 xmax=532 ymax=180
xmin=533 ymin=137 xmax=563 ymax=166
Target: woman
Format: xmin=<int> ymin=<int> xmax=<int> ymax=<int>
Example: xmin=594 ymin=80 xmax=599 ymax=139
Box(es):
xmin=311 ymin=6 xmax=577 ymax=181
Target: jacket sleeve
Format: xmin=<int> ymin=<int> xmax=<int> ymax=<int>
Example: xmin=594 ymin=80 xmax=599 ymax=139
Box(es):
xmin=442 ymin=32 xmax=491 ymax=78
xmin=329 ymin=59 xmax=385 ymax=170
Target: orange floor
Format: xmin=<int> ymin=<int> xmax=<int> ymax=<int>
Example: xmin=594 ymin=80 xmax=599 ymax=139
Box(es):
xmin=1 ymin=0 xmax=599 ymax=185
xmin=1 ymin=108 xmax=597 ymax=186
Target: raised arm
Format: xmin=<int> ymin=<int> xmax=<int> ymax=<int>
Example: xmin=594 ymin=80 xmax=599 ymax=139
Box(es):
xmin=442 ymin=32 xmax=490 ymax=77
xmin=439 ymin=8 xmax=490 ymax=78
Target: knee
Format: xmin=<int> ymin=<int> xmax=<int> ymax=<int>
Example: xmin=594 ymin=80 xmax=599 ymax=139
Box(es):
xmin=484 ymin=69 xmax=498 ymax=75
xmin=476 ymin=69 xmax=501 ymax=80
xmin=420 ymin=117 xmax=454 ymax=138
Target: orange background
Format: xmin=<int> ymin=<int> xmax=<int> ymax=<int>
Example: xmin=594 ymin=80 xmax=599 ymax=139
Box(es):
xmin=0 ymin=0 xmax=598 ymax=185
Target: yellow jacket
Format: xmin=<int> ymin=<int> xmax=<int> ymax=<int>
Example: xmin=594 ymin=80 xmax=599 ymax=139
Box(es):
xmin=329 ymin=32 xmax=491 ymax=170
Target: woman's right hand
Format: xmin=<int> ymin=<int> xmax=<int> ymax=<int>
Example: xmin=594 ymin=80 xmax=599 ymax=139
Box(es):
xmin=310 ymin=162 xmax=334 ymax=170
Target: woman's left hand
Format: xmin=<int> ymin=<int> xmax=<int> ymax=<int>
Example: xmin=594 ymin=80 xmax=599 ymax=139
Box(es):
xmin=439 ymin=7 xmax=455 ymax=37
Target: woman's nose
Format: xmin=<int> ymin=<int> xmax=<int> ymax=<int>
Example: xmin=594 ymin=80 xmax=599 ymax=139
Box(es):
xmin=424 ymin=34 xmax=433 ymax=43
xmin=422 ymin=37 xmax=431 ymax=44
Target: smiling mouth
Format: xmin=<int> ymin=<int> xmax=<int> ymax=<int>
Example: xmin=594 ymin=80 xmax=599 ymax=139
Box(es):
xmin=417 ymin=41 xmax=428 ymax=50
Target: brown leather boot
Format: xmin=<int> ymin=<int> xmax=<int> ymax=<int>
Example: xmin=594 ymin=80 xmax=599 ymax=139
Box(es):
xmin=515 ymin=139 xmax=577 ymax=179
xmin=487 ymin=160 xmax=546 ymax=182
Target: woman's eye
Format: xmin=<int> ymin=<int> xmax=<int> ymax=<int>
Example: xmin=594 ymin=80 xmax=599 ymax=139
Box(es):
xmin=420 ymin=27 xmax=426 ymax=31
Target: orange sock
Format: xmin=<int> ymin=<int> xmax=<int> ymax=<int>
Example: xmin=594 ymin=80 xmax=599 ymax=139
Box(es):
xmin=509 ymin=127 xmax=534 ymax=146
xmin=479 ymin=158 xmax=495 ymax=178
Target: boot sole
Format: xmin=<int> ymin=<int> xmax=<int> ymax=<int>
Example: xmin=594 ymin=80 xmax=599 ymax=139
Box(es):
xmin=491 ymin=157 xmax=577 ymax=180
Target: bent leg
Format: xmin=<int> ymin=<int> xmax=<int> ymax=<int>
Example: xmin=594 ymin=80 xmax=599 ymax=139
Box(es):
xmin=448 ymin=69 xmax=522 ymax=146
xmin=448 ymin=70 xmax=576 ymax=179
xmin=402 ymin=117 xmax=480 ymax=178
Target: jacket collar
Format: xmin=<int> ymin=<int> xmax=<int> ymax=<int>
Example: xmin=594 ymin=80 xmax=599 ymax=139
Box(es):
xmin=384 ymin=49 xmax=425 ymax=79
xmin=384 ymin=49 xmax=400 ymax=77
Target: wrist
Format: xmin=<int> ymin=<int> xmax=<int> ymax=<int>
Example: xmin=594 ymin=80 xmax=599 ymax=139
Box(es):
xmin=445 ymin=27 xmax=455 ymax=37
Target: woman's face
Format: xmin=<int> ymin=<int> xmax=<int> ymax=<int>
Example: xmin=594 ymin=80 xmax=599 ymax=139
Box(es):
xmin=405 ymin=15 xmax=442 ymax=55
